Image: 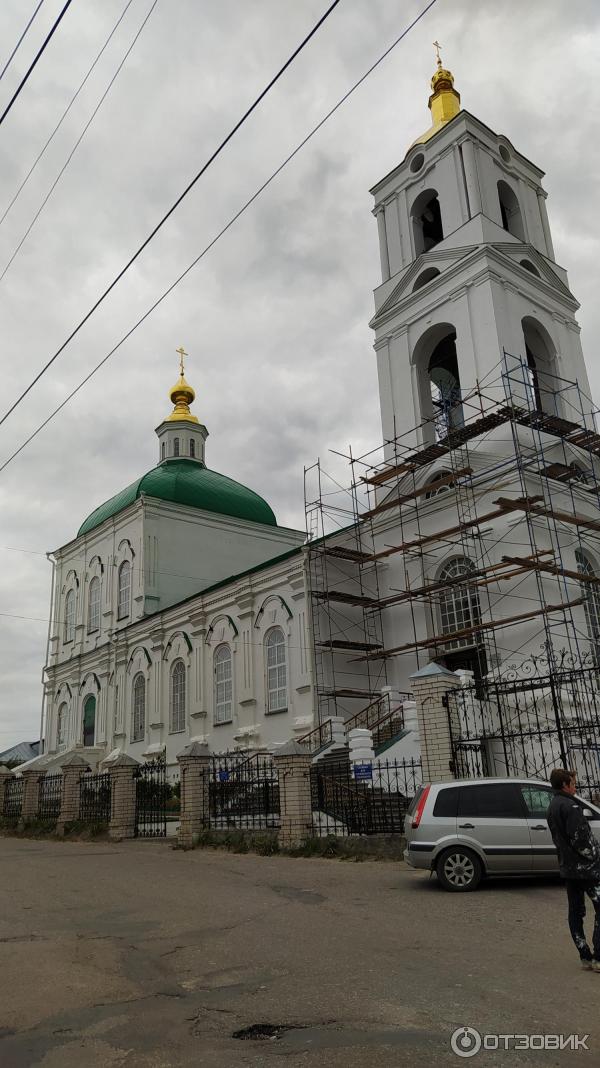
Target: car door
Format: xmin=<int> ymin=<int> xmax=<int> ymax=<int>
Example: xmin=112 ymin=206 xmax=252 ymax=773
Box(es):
xmin=519 ymin=784 xmax=557 ymax=873
xmin=457 ymin=782 xmax=533 ymax=872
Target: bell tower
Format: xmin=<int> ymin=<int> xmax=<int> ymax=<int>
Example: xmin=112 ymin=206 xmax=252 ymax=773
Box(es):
xmin=155 ymin=345 xmax=208 ymax=465
xmin=369 ymin=50 xmax=592 ymax=456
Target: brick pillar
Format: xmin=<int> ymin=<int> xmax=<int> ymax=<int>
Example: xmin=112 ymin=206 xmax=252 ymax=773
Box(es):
xmin=56 ymin=753 xmax=90 ymax=836
xmin=273 ymin=740 xmax=314 ymax=848
xmin=101 ymin=753 xmax=139 ymax=840
xmin=20 ymin=768 xmax=47 ymax=824
xmin=177 ymin=741 xmax=211 ymax=848
xmin=0 ymin=765 xmax=11 ymax=814
xmin=410 ymin=663 xmax=460 ymax=783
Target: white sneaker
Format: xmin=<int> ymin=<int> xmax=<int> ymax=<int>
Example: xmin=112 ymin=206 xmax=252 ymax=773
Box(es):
xmin=581 ymin=959 xmax=594 ymax=970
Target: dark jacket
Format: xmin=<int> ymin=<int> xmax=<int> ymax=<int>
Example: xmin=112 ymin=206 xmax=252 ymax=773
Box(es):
xmin=546 ymin=790 xmax=600 ymax=881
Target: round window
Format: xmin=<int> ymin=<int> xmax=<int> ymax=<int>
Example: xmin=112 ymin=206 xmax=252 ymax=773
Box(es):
xmin=410 ymin=152 xmax=425 ymax=174
xmin=499 ymin=144 xmax=511 ymax=163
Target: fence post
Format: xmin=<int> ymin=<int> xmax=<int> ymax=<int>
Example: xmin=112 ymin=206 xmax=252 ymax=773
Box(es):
xmin=273 ymin=740 xmax=313 ymax=848
xmin=102 ymin=753 xmax=139 ymax=840
xmin=410 ymin=663 xmax=460 ymax=783
xmin=56 ymin=753 xmax=90 ymax=836
xmin=19 ymin=767 xmax=46 ymax=825
xmin=0 ymin=766 xmax=11 ymax=814
xmin=177 ymin=741 xmax=211 ymax=848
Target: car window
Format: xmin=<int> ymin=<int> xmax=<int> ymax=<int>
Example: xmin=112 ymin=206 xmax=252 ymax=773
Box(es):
xmin=433 ymin=787 xmax=460 ymax=817
xmin=458 ymin=783 xmax=524 ymax=819
xmin=520 ymin=785 xmax=553 ymax=819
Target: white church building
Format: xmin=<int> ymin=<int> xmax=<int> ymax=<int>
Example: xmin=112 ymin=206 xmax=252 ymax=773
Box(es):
xmin=38 ymin=54 xmax=600 ymax=769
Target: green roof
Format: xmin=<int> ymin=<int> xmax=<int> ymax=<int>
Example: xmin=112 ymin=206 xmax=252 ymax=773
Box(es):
xmin=77 ymin=459 xmax=277 ymax=536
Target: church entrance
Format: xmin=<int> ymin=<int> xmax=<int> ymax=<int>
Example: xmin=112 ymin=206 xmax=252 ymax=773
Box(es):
xmin=82 ymin=695 xmax=96 ymax=747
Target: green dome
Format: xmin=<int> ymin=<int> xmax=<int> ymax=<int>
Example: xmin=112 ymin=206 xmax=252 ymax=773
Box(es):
xmin=77 ymin=459 xmax=277 ymax=536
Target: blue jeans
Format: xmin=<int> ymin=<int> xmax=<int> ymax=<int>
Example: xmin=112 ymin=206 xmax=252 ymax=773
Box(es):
xmin=565 ymin=879 xmax=600 ymax=961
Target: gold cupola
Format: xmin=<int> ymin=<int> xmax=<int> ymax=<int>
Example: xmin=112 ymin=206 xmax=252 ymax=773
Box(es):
xmin=165 ymin=345 xmax=199 ymax=424
xmin=410 ymin=42 xmax=461 ymax=148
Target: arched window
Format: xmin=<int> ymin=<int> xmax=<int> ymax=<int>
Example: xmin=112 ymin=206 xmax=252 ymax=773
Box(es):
xmin=412 ymin=267 xmax=440 ymax=292
xmin=521 ymin=317 xmax=558 ymax=416
xmin=428 ymin=331 xmax=463 ymax=437
xmin=575 ymin=550 xmax=600 ymax=651
xmin=411 ymin=188 xmax=443 ymax=255
xmin=425 ymin=469 xmax=454 ymax=499
xmin=161 ymin=441 xmax=166 ymax=460
xmin=118 ymin=561 xmax=131 ymax=620
xmin=56 ymin=702 xmax=67 ymax=749
xmin=82 ymin=694 xmax=96 ymax=747
xmin=174 ymin=437 xmax=180 ymax=457
xmin=190 ymin=438 xmax=195 ymax=458
xmin=265 ymin=628 xmax=287 ymax=713
xmin=132 ymin=673 xmax=146 ymax=742
xmin=170 ymin=659 xmax=186 ymax=733
xmin=214 ymin=645 xmax=233 ymax=724
xmin=520 ymin=259 xmax=540 ymax=277
xmin=64 ymin=589 xmax=75 ymax=643
xmin=88 ymin=577 xmax=100 ymax=633
xmin=497 ymin=180 xmax=525 ymax=240
xmin=438 ymin=558 xmax=481 ymax=648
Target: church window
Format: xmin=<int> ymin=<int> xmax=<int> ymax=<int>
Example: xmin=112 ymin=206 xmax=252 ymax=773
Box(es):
xmin=413 ymin=267 xmax=440 ymax=292
xmin=438 ymin=557 xmax=481 ymax=648
xmin=425 ymin=469 xmax=454 ymax=499
xmin=575 ymin=550 xmax=600 ymax=653
xmin=497 ymin=180 xmax=525 ymax=240
xmin=161 ymin=441 xmax=166 ymax=460
xmin=428 ymin=331 xmax=463 ymax=437
xmin=521 ymin=317 xmax=558 ymax=417
xmin=265 ymin=628 xmax=287 ymax=713
xmin=56 ymin=703 xmax=67 ymax=749
xmin=174 ymin=437 xmax=180 ymax=457
xmin=411 ymin=188 xmax=444 ymax=255
xmin=118 ymin=561 xmax=131 ymax=620
xmin=82 ymin=694 xmax=96 ymax=747
xmin=214 ymin=645 xmax=233 ymax=724
xmin=170 ymin=660 xmax=186 ymax=733
xmin=88 ymin=577 xmax=100 ymax=633
xmin=64 ymin=589 xmax=75 ymax=643
xmin=190 ymin=438 xmax=195 ymax=458
xmin=520 ymin=259 xmax=540 ymax=277
xmin=132 ymin=673 xmax=146 ymax=742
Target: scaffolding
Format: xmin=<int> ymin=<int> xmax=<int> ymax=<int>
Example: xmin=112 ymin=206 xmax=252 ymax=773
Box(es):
xmin=304 ymin=352 xmax=600 ymax=718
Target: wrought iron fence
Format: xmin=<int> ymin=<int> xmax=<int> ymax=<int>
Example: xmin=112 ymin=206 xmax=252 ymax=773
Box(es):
xmin=311 ymin=757 xmax=422 ymax=837
xmin=79 ymin=770 xmax=112 ymax=824
xmin=134 ymin=756 xmax=167 ymax=838
xmin=37 ymin=773 xmax=63 ymax=822
xmin=207 ymin=754 xmax=280 ymax=829
xmin=446 ymin=655 xmax=600 ymax=799
xmin=3 ymin=776 xmax=24 ymax=819
xmin=166 ymin=773 xmax=180 ymax=833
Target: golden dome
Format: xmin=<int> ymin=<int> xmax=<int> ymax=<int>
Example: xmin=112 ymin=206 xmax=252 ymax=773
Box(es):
xmin=410 ymin=46 xmax=461 ymax=149
xmin=166 ymin=373 xmax=199 ymax=423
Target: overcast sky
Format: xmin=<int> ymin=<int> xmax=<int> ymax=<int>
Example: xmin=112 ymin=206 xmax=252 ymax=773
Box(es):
xmin=0 ymin=0 xmax=599 ymax=751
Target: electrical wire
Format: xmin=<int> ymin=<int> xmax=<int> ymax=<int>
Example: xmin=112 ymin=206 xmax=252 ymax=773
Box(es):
xmin=0 ymin=0 xmax=160 ymax=284
xmin=0 ymin=0 xmax=136 ymax=230
xmin=0 ymin=0 xmax=46 ymax=83
xmin=0 ymin=0 xmax=345 ymax=425
xmin=0 ymin=0 xmax=439 ymax=475
xmin=0 ymin=0 xmax=74 ymax=127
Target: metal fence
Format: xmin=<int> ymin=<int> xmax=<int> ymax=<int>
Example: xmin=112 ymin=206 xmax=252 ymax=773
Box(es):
xmin=37 ymin=773 xmax=63 ymax=822
xmin=311 ymin=757 xmax=422 ymax=837
xmin=3 ymin=777 xmax=24 ymax=820
xmin=207 ymin=754 xmax=280 ymax=829
xmin=79 ymin=770 xmax=112 ymax=824
xmin=134 ymin=756 xmax=167 ymax=838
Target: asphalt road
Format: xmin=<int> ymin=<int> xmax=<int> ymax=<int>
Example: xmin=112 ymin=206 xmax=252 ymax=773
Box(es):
xmin=0 ymin=836 xmax=598 ymax=1067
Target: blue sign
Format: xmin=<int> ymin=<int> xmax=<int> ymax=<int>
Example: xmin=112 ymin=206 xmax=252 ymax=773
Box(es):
xmin=353 ymin=763 xmax=373 ymax=782
xmin=218 ymin=769 xmax=230 ymax=782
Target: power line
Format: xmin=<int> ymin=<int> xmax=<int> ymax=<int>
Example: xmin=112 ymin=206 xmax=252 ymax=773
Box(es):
xmin=0 ymin=0 xmax=159 ymax=284
xmin=0 ymin=0 xmax=439 ymax=475
xmin=0 ymin=0 xmax=74 ymax=127
xmin=0 ymin=0 xmax=46 ymax=83
xmin=0 ymin=0 xmax=344 ymax=426
xmin=0 ymin=0 xmax=136 ymax=230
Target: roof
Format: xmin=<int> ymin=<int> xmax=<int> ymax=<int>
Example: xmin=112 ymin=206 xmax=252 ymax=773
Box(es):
xmin=0 ymin=740 xmax=40 ymax=765
xmin=78 ymin=458 xmax=277 ymax=536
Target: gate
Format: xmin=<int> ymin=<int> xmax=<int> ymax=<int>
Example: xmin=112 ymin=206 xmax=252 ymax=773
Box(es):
xmin=446 ymin=655 xmax=600 ymax=799
xmin=208 ymin=754 xmax=280 ymax=829
xmin=134 ymin=756 xmax=167 ymax=838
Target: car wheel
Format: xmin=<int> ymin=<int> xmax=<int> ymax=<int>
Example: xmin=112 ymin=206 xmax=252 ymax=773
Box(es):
xmin=436 ymin=847 xmax=483 ymax=892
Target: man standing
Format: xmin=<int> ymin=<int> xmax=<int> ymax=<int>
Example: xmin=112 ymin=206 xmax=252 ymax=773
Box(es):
xmin=547 ymin=768 xmax=600 ymax=971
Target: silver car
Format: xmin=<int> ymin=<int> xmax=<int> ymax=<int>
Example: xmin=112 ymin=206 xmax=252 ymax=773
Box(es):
xmin=404 ymin=777 xmax=600 ymax=892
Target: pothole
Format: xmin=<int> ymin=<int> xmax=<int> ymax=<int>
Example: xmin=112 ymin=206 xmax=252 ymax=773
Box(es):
xmin=232 ymin=1023 xmax=301 ymax=1041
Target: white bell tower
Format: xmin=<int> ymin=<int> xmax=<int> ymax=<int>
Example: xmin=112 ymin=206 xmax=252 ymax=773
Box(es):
xmin=369 ymin=51 xmax=592 ymax=455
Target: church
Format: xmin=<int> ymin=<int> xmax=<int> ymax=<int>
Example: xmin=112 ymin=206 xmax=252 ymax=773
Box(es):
xmin=39 ymin=52 xmax=600 ymax=771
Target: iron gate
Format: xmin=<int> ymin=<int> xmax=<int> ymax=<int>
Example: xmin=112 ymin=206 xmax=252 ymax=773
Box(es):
xmin=134 ymin=756 xmax=167 ymax=838
xmin=446 ymin=654 xmax=600 ymax=800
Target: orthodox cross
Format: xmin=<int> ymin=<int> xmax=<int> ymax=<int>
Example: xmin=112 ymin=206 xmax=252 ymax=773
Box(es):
xmin=433 ymin=40 xmax=442 ymax=67
xmin=176 ymin=345 xmax=188 ymax=376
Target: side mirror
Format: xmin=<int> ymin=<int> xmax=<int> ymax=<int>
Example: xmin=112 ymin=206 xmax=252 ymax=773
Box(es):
xmin=582 ymin=808 xmax=593 ymax=820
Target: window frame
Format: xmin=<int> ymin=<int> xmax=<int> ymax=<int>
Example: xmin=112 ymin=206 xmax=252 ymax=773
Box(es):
xmin=169 ymin=659 xmax=186 ymax=734
xmin=173 ymin=437 xmax=180 ymax=457
xmin=575 ymin=549 xmax=600 ymax=652
xmin=87 ymin=576 xmax=101 ymax=634
xmin=64 ymin=589 xmax=75 ymax=643
xmin=117 ymin=560 xmax=131 ymax=620
xmin=189 ymin=438 xmax=195 ymax=458
xmin=265 ymin=627 xmax=288 ymax=714
xmin=437 ymin=557 xmax=482 ymax=650
xmin=132 ymin=672 xmax=146 ymax=742
xmin=214 ymin=644 xmax=233 ymax=725
xmin=56 ymin=702 xmax=67 ymax=749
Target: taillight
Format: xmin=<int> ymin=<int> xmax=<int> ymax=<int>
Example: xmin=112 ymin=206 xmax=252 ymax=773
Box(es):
xmin=411 ymin=784 xmax=431 ymax=828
